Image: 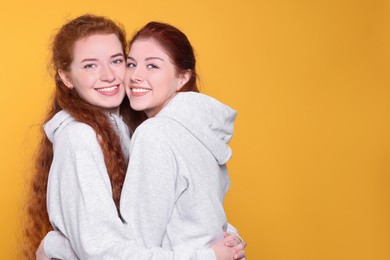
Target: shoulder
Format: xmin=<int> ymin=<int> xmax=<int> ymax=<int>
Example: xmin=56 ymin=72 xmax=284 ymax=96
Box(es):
xmin=132 ymin=116 xmax=181 ymax=141
xmin=54 ymin=121 xmax=100 ymax=151
xmin=130 ymin=117 xmax=181 ymax=150
xmin=136 ymin=116 xmax=179 ymax=134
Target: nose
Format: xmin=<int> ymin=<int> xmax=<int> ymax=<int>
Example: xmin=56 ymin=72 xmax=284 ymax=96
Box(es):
xmin=100 ymin=65 xmax=115 ymax=82
xmin=129 ymin=66 xmax=144 ymax=83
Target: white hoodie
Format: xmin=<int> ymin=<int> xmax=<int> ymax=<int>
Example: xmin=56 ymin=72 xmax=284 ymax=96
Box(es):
xmin=121 ymin=92 xmax=237 ymax=250
xmin=44 ymin=92 xmax=239 ymax=259
xmin=43 ymin=111 xmax=216 ymax=259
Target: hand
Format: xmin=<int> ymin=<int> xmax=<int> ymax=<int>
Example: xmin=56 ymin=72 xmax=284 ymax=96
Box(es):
xmin=211 ymin=238 xmax=236 ymax=260
xmin=223 ymin=232 xmax=247 ymax=260
xmin=36 ymin=239 xmax=50 ymax=260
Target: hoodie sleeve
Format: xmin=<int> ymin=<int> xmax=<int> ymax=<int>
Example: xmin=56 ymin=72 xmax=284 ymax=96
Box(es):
xmin=45 ymin=122 xmax=215 ymax=260
xmin=44 ymin=231 xmax=78 ymax=260
xmin=44 ymin=231 xmax=215 ymax=260
xmin=43 ymin=224 xmax=239 ymax=259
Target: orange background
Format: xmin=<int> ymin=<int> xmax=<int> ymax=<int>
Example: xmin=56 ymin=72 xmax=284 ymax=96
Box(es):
xmin=0 ymin=0 xmax=389 ymax=259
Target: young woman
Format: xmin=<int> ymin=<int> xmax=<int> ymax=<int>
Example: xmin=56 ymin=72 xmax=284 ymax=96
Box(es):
xmin=22 ymin=14 xmax=136 ymax=260
xmin=27 ymin=15 xmax=245 ymax=260
xmin=120 ymin=21 xmax=245 ymax=260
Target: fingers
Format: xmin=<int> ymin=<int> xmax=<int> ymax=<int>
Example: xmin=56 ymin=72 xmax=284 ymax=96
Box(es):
xmin=233 ymin=241 xmax=247 ymax=259
xmin=233 ymin=248 xmax=246 ymax=260
xmin=224 ymin=234 xmax=240 ymax=247
xmin=222 ymin=233 xmax=247 ymax=259
xmin=235 ymin=241 xmax=247 ymax=250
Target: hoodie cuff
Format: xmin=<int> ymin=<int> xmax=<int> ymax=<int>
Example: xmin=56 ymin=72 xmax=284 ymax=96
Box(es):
xmin=44 ymin=231 xmax=78 ymax=260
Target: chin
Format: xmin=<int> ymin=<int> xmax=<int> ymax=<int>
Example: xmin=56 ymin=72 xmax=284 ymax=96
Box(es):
xmin=129 ymin=101 xmax=145 ymax=112
xmin=130 ymin=107 xmax=144 ymax=112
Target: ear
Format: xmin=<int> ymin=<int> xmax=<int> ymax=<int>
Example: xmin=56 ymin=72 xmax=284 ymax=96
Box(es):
xmin=177 ymin=70 xmax=191 ymax=91
xmin=58 ymin=69 xmax=74 ymax=89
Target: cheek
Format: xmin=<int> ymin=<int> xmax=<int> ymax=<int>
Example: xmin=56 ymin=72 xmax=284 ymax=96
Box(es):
xmin=124 ymin=70 xmax=132 ymax=84
xmin=114 ymin=66 xmax=126 ymax=81
xmin=125 ymin=85 xmax=131 ymax=96
xmin=157 ymin=75 xmax=179 ymax=92
xmin=166 ymin=78 xmax=181 ymax=92
xmin=77 ymin=73 xmax=97 ymax=87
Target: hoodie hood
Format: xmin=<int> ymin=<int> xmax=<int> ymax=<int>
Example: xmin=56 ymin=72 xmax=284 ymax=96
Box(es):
xmin=44 ymin=110 xmax=131 ymax=160
xmin=44 ymin=110 xmax=75 ymax=143
xmin=157 ymin=92 xmax=237 ymax=165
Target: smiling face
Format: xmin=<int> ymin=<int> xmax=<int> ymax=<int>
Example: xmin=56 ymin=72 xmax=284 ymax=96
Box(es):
xmin=59 ymin=33 xmax=126 ymax=115
xmin=125 ymin=38 xmax=190 ymax=117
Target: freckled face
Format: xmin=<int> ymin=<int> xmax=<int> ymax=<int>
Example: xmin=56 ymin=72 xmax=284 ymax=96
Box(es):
xmin=125 ymin=38 xmax=184 ymax=117
xmin=61 ymin=34 xmax=126 ymax=115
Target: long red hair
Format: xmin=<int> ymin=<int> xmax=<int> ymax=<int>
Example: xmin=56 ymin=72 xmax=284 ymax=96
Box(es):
xmin=21 ymin=14 xmax=145 ymax=259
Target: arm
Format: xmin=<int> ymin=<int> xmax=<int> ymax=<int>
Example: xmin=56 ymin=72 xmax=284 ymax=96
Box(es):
xmin=42 ymin=231 xmax=215 ymax=260
xmin=41 ymin=231 xmax=245 ymax=260
xmin=43 ymin=231 xmax=78 ymax=260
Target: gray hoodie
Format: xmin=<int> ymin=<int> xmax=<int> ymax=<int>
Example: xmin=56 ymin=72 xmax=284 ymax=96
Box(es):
xmin=120 ymin=92 xmax=237 ymax=250
xmin=43 ymin=110 xmax=220 ymax=259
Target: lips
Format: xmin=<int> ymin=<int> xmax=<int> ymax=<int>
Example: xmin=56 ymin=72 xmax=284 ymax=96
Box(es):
xmin=95 ymin=84 xmax=120 ymax=95
xmin=130 ymin=86 xmax=151 ymax=96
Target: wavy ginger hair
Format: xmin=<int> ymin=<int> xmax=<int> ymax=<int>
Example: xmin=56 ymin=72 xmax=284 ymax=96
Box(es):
xmin=21 ymin=14 xmax=145 ymax=259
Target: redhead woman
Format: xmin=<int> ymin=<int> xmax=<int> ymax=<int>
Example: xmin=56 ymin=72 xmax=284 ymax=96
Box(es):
xmin=121 ymin=22 xmax=246 ymax=260
xmin=22 ymin=14 xmax=135 ymax=260
xmin=26 ymin=15 xmax=245 ymax=260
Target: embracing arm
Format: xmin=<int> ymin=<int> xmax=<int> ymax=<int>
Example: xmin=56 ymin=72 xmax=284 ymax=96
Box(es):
xmin=42 ymin=231 xmax=246 ymax=260
xmin=41 ymin=225 xmax=245 ymax=260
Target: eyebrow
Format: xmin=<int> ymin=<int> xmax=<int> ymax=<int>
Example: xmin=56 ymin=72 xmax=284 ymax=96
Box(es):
xmin=81 ymin=53 xmax=124 ymax=63
xmin=126 ymin=56 xmax=165 ymax=62
xmin=146 ymin=57 xmax=164 ymax=61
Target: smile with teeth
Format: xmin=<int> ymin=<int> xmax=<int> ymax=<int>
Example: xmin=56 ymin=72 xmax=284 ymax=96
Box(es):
xmin=96 ymin=85 xmax=119 ymax=92
xmin=132 ymin=88 xmax=151 ymax=93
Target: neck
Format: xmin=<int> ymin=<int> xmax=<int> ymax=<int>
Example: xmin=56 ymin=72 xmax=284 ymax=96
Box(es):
xmin=105 ymin=107 xmax=120 ymax=116
xmin=146 ymin=92 xmax=178 ymax=118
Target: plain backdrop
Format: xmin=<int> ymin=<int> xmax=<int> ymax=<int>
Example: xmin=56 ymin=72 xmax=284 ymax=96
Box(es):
xmin=0 ymin=0 xmax=389 ymax=259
